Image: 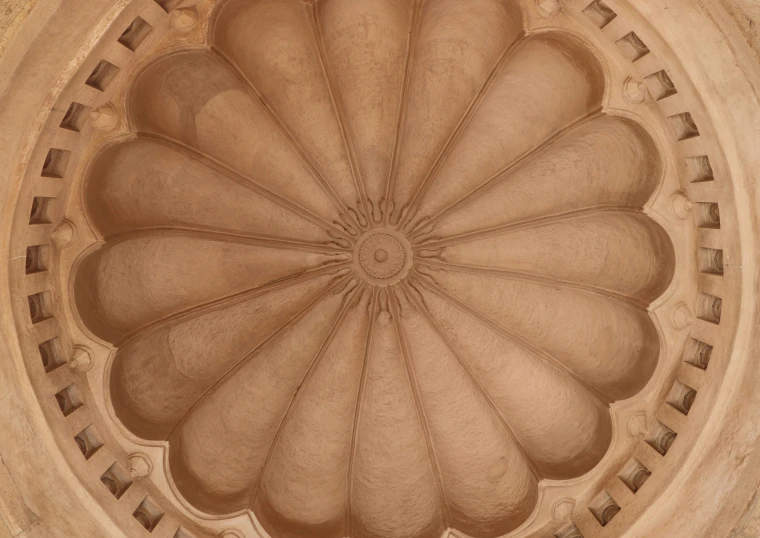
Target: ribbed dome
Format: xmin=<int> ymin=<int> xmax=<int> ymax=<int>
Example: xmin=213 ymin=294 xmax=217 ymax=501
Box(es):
xmin=73 ymin=0 xmax=675 ymax=536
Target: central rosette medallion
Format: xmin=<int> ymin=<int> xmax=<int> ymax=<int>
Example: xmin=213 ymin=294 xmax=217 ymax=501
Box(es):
xmin=355 ymin=228 xmax=413 ymax=286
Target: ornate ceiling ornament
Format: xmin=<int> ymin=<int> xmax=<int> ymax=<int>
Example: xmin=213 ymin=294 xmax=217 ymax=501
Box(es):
xmin=69 ymin=0 xmax=676 ymax=535
xmin=355 ymin=229 xmax=413 ymax=285
xmin=2 ymin=0 xmax=758 ymax=537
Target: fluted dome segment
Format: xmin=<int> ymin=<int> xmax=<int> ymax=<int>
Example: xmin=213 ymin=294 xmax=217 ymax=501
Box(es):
xmin=73 ymin=0 xmax=676 ymax=536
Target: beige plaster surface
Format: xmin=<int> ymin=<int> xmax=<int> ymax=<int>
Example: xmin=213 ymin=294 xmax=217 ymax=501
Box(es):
xmin=0 ymin=1 xmax=759 ymax=537
xmin=0 ymin=0 xmax=38 ymax=56
xmin=0 ymin=0 xmax=137 ymax=535
xmin=732 ymin=489 xmax=760 ymax=538
xmin=720 ymin=0 xmax=760 ymax=60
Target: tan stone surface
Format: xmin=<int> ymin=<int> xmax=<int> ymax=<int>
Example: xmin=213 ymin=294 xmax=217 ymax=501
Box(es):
xmin=0 ymin=0 xmax=759 ymax=537
xmin=721 ymin=0 xmax=760 ymax=59
xmin=0 ymin=0 xmax=139 ymax=536
xmin=732 ymin=490 xmax=760 ymax=538
xmin=69 ymin=2 xmax=676 ymax=535
xmin=0 ymin=0 xmax=38 ymax=56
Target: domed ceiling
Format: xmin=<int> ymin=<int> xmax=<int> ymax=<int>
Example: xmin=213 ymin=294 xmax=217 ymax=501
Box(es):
xmin=70 ymin=0 xmax=674 ymax=538
xmin=8 ymin=0 xmax=760 ymax=536
xmin=69 ymin=0 xmax=676 ymax=536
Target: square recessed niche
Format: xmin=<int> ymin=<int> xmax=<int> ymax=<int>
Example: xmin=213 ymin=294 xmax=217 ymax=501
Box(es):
xmin=85 ymin=60 xmax=120 ymax=92
xmin=118 ymin=17 xmax=153 ymax=51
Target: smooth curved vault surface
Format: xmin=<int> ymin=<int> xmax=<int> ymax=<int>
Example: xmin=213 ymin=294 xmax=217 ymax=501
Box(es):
xmin=73 ymin=0 xmax=676 ymax=536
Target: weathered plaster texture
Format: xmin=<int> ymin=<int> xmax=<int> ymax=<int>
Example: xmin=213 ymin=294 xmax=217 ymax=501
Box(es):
xmin=721 ymin=0 xmax=760 ymax=59
xmin=0 ymin=0 xmax=39 ymax=55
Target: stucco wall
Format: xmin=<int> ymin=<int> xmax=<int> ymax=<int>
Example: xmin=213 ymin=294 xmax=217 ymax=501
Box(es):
xmin=0 ymin=0 xmax=759 ymax=537
xmin=0 ymin=0 xmax=39 ymax=55
xmin=716 ymin=1 xmax=760 ymax=534
xmin=721 ymin=0 xmax=760 ymax=59
xmin=0 ymin=0 xmax=133 ymax=536
xmin=723 ymin=0 xmax=760 ymax=532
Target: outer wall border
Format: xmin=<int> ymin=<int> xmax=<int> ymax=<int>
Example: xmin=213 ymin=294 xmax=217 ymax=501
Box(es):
xmin=0 ymin=1 xmax=133 ymax=537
